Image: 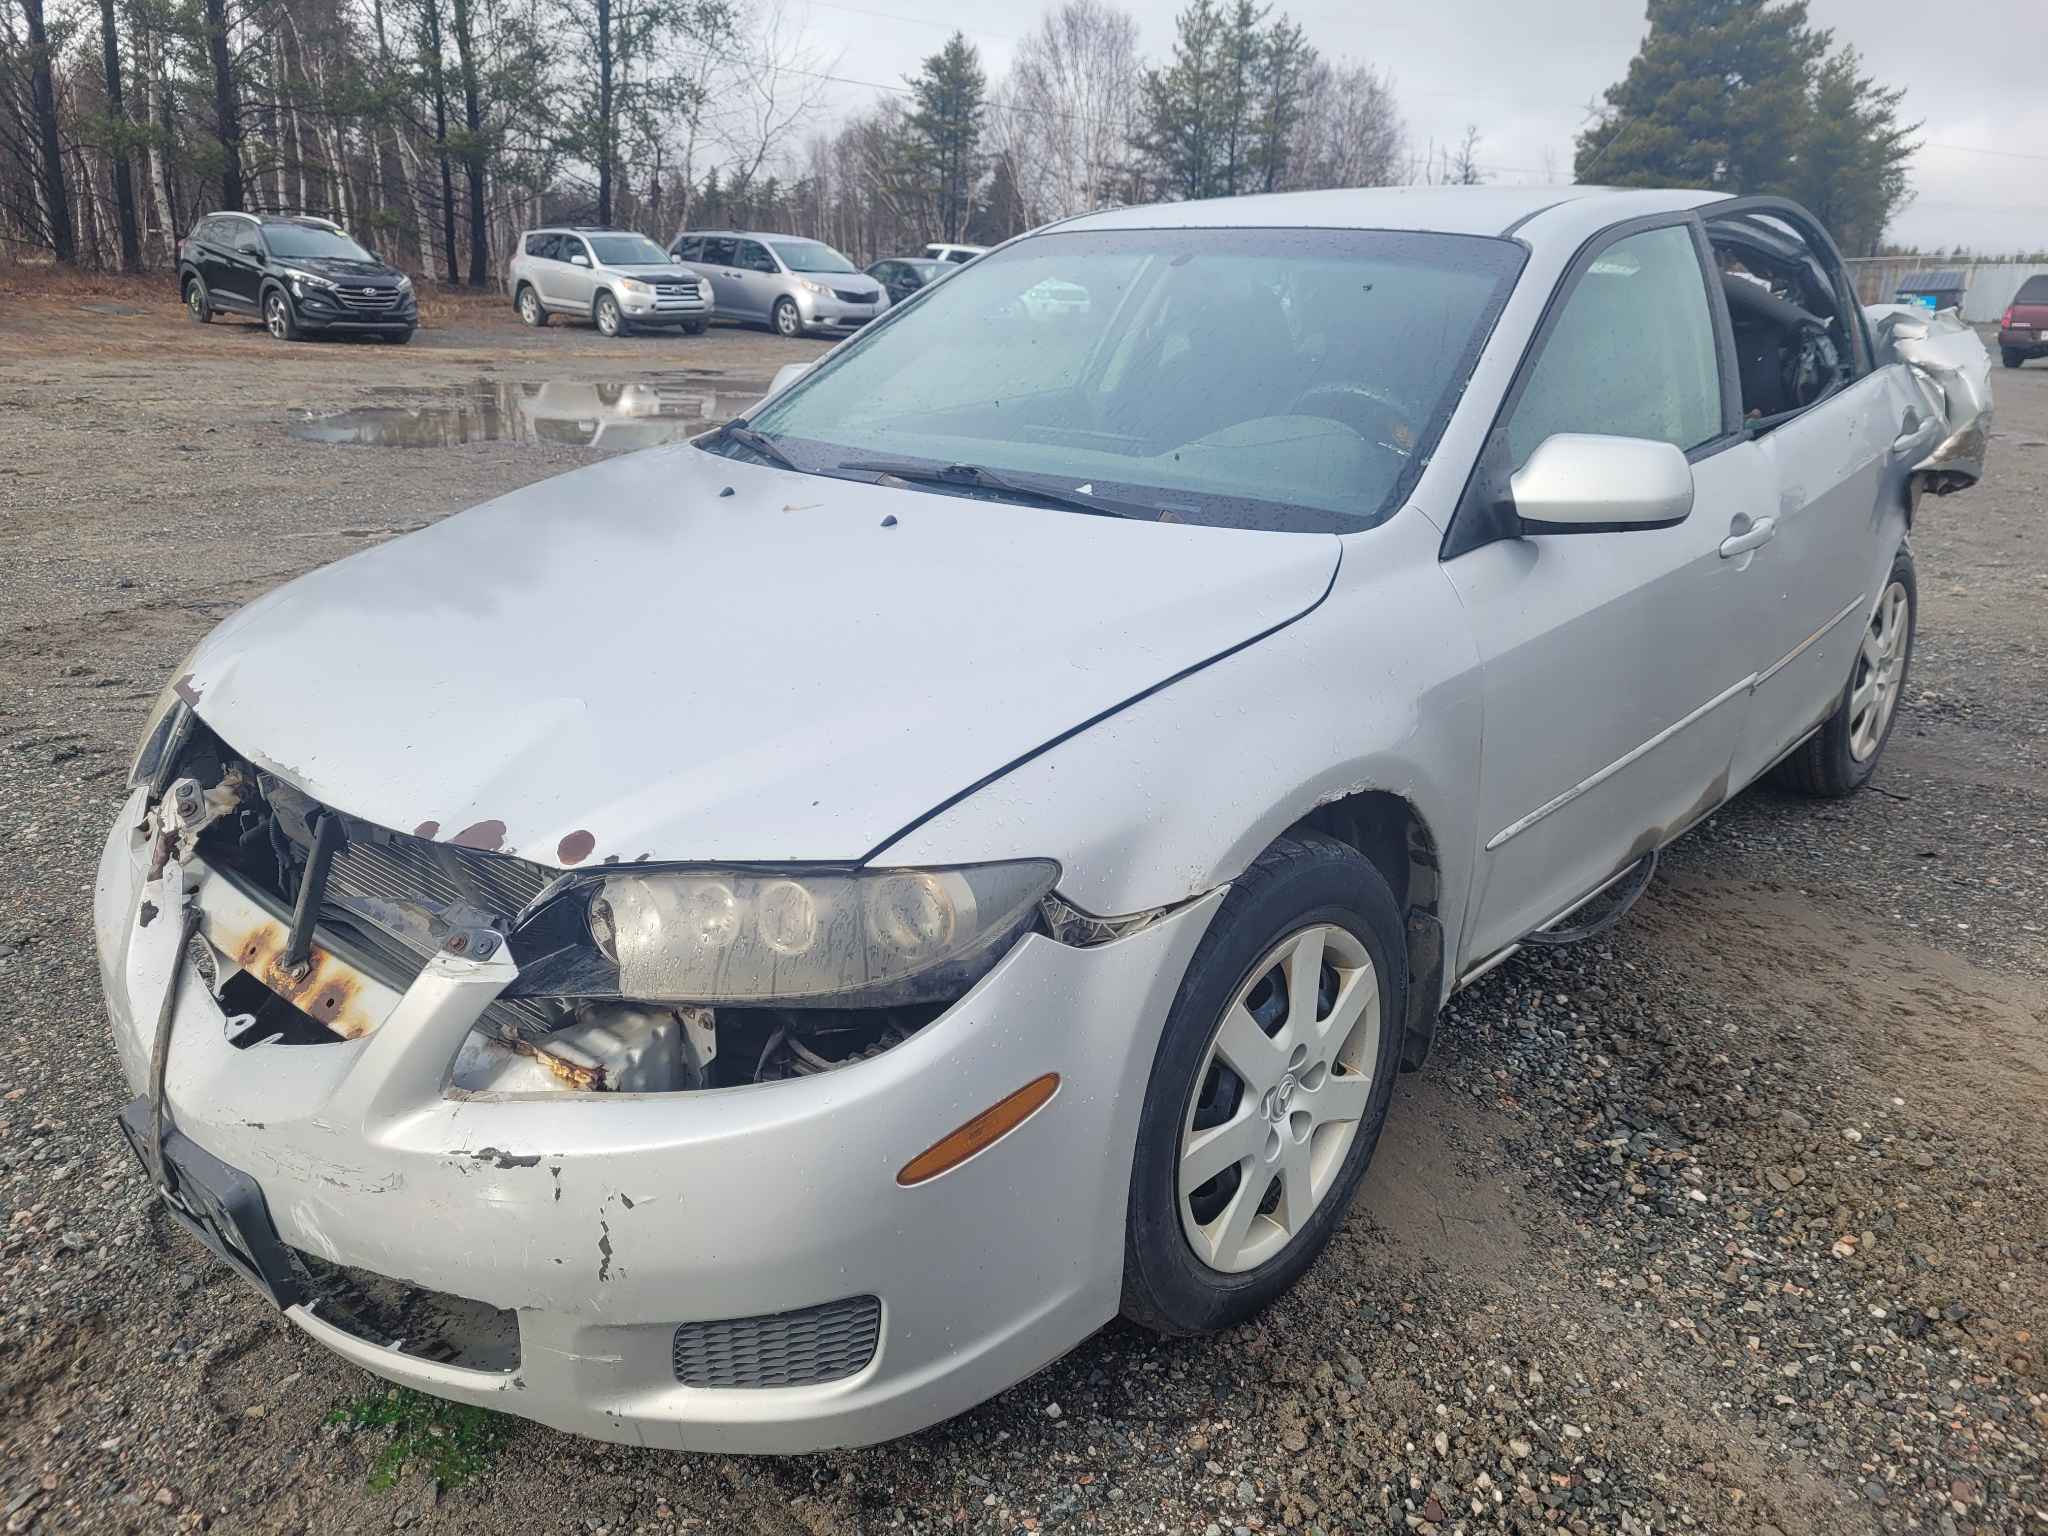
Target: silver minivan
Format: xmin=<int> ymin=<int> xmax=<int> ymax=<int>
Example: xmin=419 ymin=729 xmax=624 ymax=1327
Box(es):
xmin=668 ymin=230 xmax=885 ymax=338
xmin=506 ymin=227 xmax=711 ymax=337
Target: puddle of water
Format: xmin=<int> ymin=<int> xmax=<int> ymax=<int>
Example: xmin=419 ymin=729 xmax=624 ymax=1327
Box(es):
xmin=287 ymin=373 xmax=767 ymax=450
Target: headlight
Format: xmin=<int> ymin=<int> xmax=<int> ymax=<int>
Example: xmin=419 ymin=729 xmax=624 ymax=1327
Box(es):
xmin=583 ymin=861 xmax=1058 ymax=1005
xmin=797 ymin=277 xmax=829 ymax=297
xmin=284 ymin=267 xmax=336 ymax=293
xmin=618 ymin=277 xmax=653 ymax=295
xmin=396 ymin=273 xmax=414 ymax=293
xmin=129 ymin=650 xmax=200 ymax=789
xmin=696 ymin=279 xmax=711 ymax=300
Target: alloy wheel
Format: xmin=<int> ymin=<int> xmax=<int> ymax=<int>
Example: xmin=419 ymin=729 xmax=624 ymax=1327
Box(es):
xmin=1178 ymin=923 xmax=1381 ymax=1274
xmin=265 ymin=294 xmax=288 ymax=339
xmin=520 ymin=289 xmax=539 ymax=324
xmin=1848 ymin=580 xmax=1909 ymax=762
xmin=597 ymin=296 xmax=620 ymax=336
xmin=776 ymin=301 xmax=800 ymax=337
xmin=187 ymin=284 xmax=204 ymax=318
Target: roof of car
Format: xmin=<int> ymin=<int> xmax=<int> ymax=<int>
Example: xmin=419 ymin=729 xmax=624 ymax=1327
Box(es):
xmin=681 ymin=230 xmax=825 ymax=241
xmin=1056 ymin=186 xmax=1731 ymax=243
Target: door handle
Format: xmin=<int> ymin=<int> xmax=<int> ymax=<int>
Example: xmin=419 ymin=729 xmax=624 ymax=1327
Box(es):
xmin=1719 ymin=516 xmax=1776 ymax=558
xmin=1891 ymin=413 xmax=1931 ymax=456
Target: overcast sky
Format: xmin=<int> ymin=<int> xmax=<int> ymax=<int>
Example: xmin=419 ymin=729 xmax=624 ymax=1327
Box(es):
xmin=786 ymin=0 xmax=2047 ymax=254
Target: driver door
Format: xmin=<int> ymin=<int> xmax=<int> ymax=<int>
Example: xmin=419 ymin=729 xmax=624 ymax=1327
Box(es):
xmin=1446 ymin=218 xmax=1774 ymax=965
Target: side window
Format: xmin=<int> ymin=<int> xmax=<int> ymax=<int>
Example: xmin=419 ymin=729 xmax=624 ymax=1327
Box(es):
xmin=527 ymin=232 xmax=558 ymax=261
xmin=701 ymin=236 xmax=737 ymax=266
xmin=565 ymin=238 xmax=592 ymax=266
xmin=735 ymin=241 xmax=776 ymax=273
xmin=673 ymin=236 xmax=703 ymax=261
xmin=235 ymin=224 xmax=264 ymax=255
xmin=1507 ymin=225 xmax=1723 ymax=470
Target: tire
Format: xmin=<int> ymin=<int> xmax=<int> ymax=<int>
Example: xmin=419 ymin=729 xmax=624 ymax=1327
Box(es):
xmin=2003 ymin=348 xmax=2024 ymax=369
xmin=183 ymin=275 xmax=211 ymax=324
xmin=1121 ymin=832 xmax=1405 ymax=1337
xmin=594 ymin=292 xmax=624 ymax=337
xmin=684 ymin=320 xmax=707 ymax=336
xmin=1772 ymin=545 xmax=1916 ymax=798
xmin=263 ymin=288 xmax=300 ymax=342
xmin=772 ymin=297 xmax=803 ymax=338
xmin=517 ymin=285 xmax=548 ymax=327
xmin=388 ymin=329 xmax=415 ymax=346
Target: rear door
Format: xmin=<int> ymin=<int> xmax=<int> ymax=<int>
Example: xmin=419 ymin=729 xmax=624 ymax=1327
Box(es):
xmin=1705 ymin=200 xmax=1928 ymax=788
xmin=698 ymin=236 xmax=743 ymax=315
xmin=1446 ymin=217 xmax=1772 ymax=965
xmin=731 ymin=239 xmax=781 ymax=320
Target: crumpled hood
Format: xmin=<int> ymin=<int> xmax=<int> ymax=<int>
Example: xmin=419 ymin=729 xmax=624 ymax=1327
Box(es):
xmin=183 ymin=446 xmax=1337 ymax=868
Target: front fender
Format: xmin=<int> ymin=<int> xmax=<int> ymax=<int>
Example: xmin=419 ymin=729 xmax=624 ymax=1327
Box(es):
xmin=871 ymin=509 xmax=1484 ymax=995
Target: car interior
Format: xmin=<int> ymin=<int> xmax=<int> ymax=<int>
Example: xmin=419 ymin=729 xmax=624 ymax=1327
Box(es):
xmin=1703 ymin=212 xmax=1860 ymax=431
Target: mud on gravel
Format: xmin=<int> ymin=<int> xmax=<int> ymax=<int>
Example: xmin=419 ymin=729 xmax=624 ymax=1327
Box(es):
xmin=1 ymin=282 xmax=2043 ymax=1535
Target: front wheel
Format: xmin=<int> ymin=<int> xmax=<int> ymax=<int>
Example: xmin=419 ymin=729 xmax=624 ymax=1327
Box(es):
xmin=1773 ymin=546 xmax=1916 ymax=797
xmin=264 ymin=289 xmax=300 ymax=341
xmin=387 ymin=329 xmax=415 ymax=346
xmin=594 ymin=292 xmax=624 ymax=337
xmin=684 ymin=319 xmax=707 ymax=336
xmin=772 ymin=297 xmax=803 ymax=338
xmin=1121 ymin=832 xmax=1404 ymax=1336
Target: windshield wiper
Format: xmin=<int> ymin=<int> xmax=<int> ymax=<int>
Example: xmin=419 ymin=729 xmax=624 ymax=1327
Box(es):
xmin=837 ymin=459 xmax=1144 ymax=519
xmin=714 ymin=418 xmax=802 ymax=471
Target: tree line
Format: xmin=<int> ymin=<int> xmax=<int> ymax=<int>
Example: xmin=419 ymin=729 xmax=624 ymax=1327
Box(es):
xmin=1 ymin=0 xmax=1920 ymax=281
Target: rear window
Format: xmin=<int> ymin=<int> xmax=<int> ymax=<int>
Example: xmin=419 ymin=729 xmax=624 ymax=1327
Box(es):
xmin=2016 ymin=275 xmax=2048 ymax=304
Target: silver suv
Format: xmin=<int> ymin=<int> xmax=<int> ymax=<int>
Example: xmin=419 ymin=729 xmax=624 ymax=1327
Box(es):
xmin=506 ymin=227 xmax=711 ymax=338
xmin=668 ymin=230 xmax=885 ymax=338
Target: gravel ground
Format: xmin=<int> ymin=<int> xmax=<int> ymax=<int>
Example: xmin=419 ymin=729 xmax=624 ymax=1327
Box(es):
xmin=1 ymin=279 xmax=2042 ymax=1535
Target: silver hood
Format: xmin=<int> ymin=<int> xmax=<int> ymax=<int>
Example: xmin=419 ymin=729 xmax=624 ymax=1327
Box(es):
xmin=182 ymin=446 xmax=1337 ymax=868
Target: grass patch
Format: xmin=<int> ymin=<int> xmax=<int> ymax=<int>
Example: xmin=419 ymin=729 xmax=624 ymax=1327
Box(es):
xmin=327 ymin=1386 xmax=515 ymax=1490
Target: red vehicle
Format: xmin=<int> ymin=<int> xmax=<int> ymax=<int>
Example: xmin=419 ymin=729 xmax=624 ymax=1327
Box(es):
xmin=2001 ymin=273 xmax=2048 ymax=368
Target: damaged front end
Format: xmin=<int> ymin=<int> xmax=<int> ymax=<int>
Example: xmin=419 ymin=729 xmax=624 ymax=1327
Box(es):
xmin=1866 ymin=303 xmax=1994 ymax=494
xmin=130 ymin=716 xmax=1087 ymax=1098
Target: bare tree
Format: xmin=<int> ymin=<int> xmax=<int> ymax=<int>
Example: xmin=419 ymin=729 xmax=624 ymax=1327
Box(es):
xmin=19 ymin=0 xmax=76 ymax=257
xmin=997 ymin=0 xmax=1140 ymax=223
xmin=1293 ymin=59 xmax=1402 ymax=190
xmin=709 ymin=0 xmax=832 ymax=202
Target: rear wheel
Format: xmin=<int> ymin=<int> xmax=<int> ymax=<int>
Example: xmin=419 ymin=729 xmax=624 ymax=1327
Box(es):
xmin=263 ymin=288 xmax=300 ymax=342
xmin=184 ymin=276 xmax=211 ymax=324
xmin=772 ymin=297 xmax=803 ymax=338
xmin=517 ymin=285 xmax=548 ymax=327
xmin=1773 ymin=545 xmax=1916 ymax=797
xmin=2003 ymin=348 xmax=2024 ymax=369
xmin=1122 ymin=833 xmax=1404 ymax=1336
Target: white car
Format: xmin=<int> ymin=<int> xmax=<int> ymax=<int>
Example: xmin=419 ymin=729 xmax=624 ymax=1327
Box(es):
xmin=98 ymin=186 xmax=1986 ymax=1454
xmin=924 ymin=241 xmax=987 ymax=265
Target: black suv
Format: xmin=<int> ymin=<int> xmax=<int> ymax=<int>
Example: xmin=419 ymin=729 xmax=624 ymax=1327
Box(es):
xmin=178 ymin=213 xmax=417 ymax=343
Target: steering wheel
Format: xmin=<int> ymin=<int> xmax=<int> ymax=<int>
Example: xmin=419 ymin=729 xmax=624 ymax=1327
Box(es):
xmin=1288 ymin=383 xmax=1424 ymax=458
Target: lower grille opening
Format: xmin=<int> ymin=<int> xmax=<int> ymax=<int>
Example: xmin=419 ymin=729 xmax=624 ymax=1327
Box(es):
xmin=672 ymin=1295 xmax=881 ymax=1389
xmin=293 ymin=1250 xmax=519 ymax=1372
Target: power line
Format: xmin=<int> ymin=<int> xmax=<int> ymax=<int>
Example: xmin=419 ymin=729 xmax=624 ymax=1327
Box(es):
xmin=1915 ymin=141 xmax=2048 ymax=164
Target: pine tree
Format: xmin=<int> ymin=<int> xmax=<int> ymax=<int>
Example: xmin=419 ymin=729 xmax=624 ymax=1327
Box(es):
xmin=1785 ymin=46 xmax=1916 ymax=255
xmin=906 ymin=32 xmax=986 ymax=243
xmin=1574 ymin=0 xmax=1824 ymax=192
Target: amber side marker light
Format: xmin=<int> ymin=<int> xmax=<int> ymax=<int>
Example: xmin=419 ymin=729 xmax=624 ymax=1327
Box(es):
xmin=897 ymin=1073 xmax=1061 ymax=1187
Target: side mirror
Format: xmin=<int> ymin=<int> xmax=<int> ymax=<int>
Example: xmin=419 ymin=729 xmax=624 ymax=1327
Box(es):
xmin=1511 ymin=433 xmax=1694 ymax=534
xmin=570 ymin=254 xmax=590 ymax=268
xmin=671 ymin=253 xmax=682 ymax=264
xmin=764 ymin=361 xmax=813 ymax=400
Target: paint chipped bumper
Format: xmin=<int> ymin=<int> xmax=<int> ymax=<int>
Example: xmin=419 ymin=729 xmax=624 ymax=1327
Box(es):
xmin=93 ymin=788 xmax=1219 ymax=1452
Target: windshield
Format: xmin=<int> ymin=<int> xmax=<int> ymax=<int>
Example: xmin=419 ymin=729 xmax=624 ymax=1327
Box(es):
xmin=265 ymin=225 xmax=375 ymax=261
xmin=770 ymin=239 xmax=856 ymax=274
xmin=588 ymin=234 xmax=672 ymax=266
xmin=741 ymin=227 xmax=1525 ymax=533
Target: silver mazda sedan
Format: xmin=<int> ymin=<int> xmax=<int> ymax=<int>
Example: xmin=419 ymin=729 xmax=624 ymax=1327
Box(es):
xmin=99 ymin=186 xmax=1989 ymax=1453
